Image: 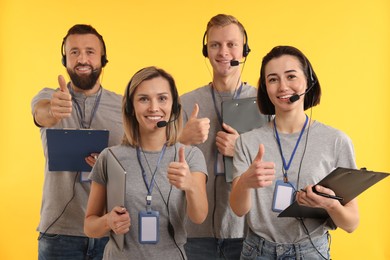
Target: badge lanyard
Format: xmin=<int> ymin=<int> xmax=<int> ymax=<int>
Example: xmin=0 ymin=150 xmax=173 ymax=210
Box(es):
xmin=210 ymin=83 xmax=243 ymax=175
xmin=274 ymin=115 xmax=308 ymax=183
xmin=69 ymin=84 xmax=102 ymax=129
xmin=136 ymin=144 xmax=167 ymax=212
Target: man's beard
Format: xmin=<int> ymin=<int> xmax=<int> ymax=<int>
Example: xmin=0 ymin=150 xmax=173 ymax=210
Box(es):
xmin=67 ymin=65 xmax=101 ymax=90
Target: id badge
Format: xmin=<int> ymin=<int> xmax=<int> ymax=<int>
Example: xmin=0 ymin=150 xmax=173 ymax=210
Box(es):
xmin=138 ymin=210 xmax=159 ymax=244
xmin=272 ymin=180 xmax=295 ymax=212
xmin=215 ymin=152 xmax=225 ymax=176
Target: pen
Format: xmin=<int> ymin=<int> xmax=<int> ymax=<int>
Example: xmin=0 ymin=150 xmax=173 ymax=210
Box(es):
xmin=300 ymin=189 xmax=343 ymax=201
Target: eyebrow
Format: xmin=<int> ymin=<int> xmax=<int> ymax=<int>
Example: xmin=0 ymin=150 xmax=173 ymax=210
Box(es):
xmin=266 ymin=73 xmax=277 ymax=78
xmin=285 ymin=69 xmax=297 ymax=74
xmin=136 ymin=92 xmax=169 ymax=97
xmin=266 ymin=69 xmax=298 ymax=78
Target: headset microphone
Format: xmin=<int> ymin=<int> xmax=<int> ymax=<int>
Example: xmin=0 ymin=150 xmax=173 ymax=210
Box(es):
xmin=230 ymin=60 xmax=244 ymax=66
xmin=157 ymin=120 xmax=169 ymax=128
xmin=289 ymin=94 xmax=302 ymax=103
xmin=289 ymin=84 xmax=314 ymax=103
xmin=157 ymin=117 xmax=177 ymax=128
xmin=156 ymin=104 xmax=181 ymax=128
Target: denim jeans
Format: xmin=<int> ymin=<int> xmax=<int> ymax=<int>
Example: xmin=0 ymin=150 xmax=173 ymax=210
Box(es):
xmin=185 ymin=237 xmax=244 ymax=260
xmin=38 ymin=233 xmax=109 ymax=260
xmin=240 ymin=230 xmax=330 ymax=260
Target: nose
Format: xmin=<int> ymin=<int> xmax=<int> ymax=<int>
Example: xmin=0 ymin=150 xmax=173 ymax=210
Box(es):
xmin=217 ymin=44 xmax=229 ymax=56
xmin=77 ymin=51 xmax=88 ymax=64
xmin=279 ymin=78 xmax=289 ymax=91
xmin=148 ymin=100 xmax=159 ymax=112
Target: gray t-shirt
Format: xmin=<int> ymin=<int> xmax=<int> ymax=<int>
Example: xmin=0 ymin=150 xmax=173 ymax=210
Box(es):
xmin=89 ymin=143 xmax=207 ymax=259
xmin=31 ymin=86 xmax=124 ymax=236
xmin=180 ymin=83 xmax=258 ymax=239
xmin=233 ymin=121 xmax=356 ymax=243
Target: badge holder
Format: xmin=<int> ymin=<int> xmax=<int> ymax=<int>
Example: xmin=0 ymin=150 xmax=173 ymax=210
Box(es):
xmin=272 ymin=180 xmax=296 ymax=212
xmin=138 ymin=209 xmax=159 ymax=244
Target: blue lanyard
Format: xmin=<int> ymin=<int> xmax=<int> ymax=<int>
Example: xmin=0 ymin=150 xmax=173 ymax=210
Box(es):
xmin=274 ymin=115 xmax=308 ymax=182
xmin=136 ymin=144 xmax=167 ymax=210
xmin=68 ymin=84 xmax=102 ymax=129
xmin=210 ymin=82 xmax=243 ymax=127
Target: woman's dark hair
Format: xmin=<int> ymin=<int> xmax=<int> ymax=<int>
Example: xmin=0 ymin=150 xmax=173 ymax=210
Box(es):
xmin=258 ymin=45 xmax=321 ymax=115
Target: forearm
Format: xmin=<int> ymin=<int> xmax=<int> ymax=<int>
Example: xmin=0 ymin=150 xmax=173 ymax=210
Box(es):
xmin=327 ymin=198 xmax=359 ymax=233
xmin=230 ymin=177 xmax=252 ymax=217
xmin=84 ymin=214 xmax=111 ymax=238
xmin=185 ymin=174 xmax=208 ymax=224
xmin=33 ymin=100 xmax=60 ymax=127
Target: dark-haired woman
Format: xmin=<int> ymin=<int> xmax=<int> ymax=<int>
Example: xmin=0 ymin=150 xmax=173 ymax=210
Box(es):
xmin=230 ymin=46 xmax=359 ymax=259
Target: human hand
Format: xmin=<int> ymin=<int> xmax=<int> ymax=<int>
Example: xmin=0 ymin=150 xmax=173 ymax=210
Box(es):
xmin=180 ymin=104 xmax=210 ymax=145
xmin=240 ymin=144 xmax=275 ymax=189
xmin=216 ymin=122 xmax=239 ymax=157
xmin=167 ymin=146 xmax=193 ymax=191
xmin=50 ymin=75 xmax=72 ymax=120
xmin=85 ymin=153 xmax=100 ymax=168
xmin=107 ymin=206 xmax=131 ymax=235
xmin=297 ymin=185 xmax=340 ymax=209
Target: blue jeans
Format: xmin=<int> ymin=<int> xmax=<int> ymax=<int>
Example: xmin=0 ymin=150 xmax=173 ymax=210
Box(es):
xmin=240 ymin=230 xmax=330 ymax=260
xmin=38 ymin=233 xmax=108 ymax=260
xmin=185 ymin=237 xmax=244 ymax=260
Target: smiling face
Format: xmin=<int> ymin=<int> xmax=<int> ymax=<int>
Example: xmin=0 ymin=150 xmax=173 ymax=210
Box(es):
xmin=132 ymin=76 xmax=173 ymax=134
xmin=206 ymin=23 xmax=244 ymax=77
xmin=264 ymin=54 xmax=308 ymax=114
xmin=64 ymin=33 xmax=103 ymax=90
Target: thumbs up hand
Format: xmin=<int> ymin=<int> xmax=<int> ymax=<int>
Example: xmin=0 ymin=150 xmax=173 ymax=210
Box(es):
xmin=50 ymin=75 xmax=72 ymax=120
xmin=241 ymin=144 xmax=275 ymax=189
xmin=167 ymin=146 xmax=193 ymax=191
xmin=179 ymin=104 xmax=210 ymax=145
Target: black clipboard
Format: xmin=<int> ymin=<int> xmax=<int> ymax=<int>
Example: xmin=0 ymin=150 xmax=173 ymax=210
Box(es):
xmin=222 ymin=97 xmax=269 ymax=182
xmin=278 ymin=167 xmax=389 ymax=218
xmin=46 ymin=129 xmax=109 ymax=172
xmin=106 ymin=149 xmax=126 ymax=251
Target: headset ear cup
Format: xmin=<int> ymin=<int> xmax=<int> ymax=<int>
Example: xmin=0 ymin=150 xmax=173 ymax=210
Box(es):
xmin=202 ymin=45 xmax=208 ymax=57
xmin=61 ymin=56 xmax=66 ymax=67
xmin=101 ymin=56 xmax=108 ymax=67
xmin=202 ymin=31 xmax=208 ymax=57
xmin=243 ymin=43 xmax=251 ymax=57
xmin=242 ymin=30 xmax=251 ymax=57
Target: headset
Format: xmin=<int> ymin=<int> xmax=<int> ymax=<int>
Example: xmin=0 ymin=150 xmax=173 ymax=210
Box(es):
xmin=124 ymin=70 xmax=181 ymax=121
xmin=202 ymin=29 xmax=251 ymax=58
xmin=61 ymin=36 xmax=108 ymax=67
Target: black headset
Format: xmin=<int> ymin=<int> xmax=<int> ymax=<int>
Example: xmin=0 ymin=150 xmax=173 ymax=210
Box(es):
xmin=202 ymin=29 xmax=251 ymax=58
xmin=61 ymin=36 xmax=108 ymax=67
xmin=124 ymin=70 xmax=181 ymax=120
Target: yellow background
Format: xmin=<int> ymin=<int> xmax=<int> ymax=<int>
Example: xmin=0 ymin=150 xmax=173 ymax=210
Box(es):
xmin=1 ymin=0 xmax=389 ymax=259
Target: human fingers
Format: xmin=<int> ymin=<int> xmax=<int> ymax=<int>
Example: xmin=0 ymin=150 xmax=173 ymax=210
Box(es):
xmin=58 ymin=75 xmax=69 ymax=93
xmin=190 ymin=103 xmax=199 ymax=119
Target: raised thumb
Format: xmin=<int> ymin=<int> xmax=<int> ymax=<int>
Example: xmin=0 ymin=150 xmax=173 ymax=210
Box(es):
xmin=178 ymin=146 xmax=186 ymax=163
xmin=58 ymin=75 xmax=69 ymax=93
xmin=190 ymin=103 xmax=199 ymax=119
xmin=254 ymin=144 xmax=265 ymax=162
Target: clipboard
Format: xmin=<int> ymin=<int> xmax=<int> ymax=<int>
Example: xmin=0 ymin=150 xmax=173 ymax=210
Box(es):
xmin=46 ymin=128 xmax=109 ymax=172
xmin=278 ymin=167 xmax=389 ymax=218
xmin=221 ymin=97 xmax=269 ymax=182
xmin=106 ymin=148 xmax=126 ymax=251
